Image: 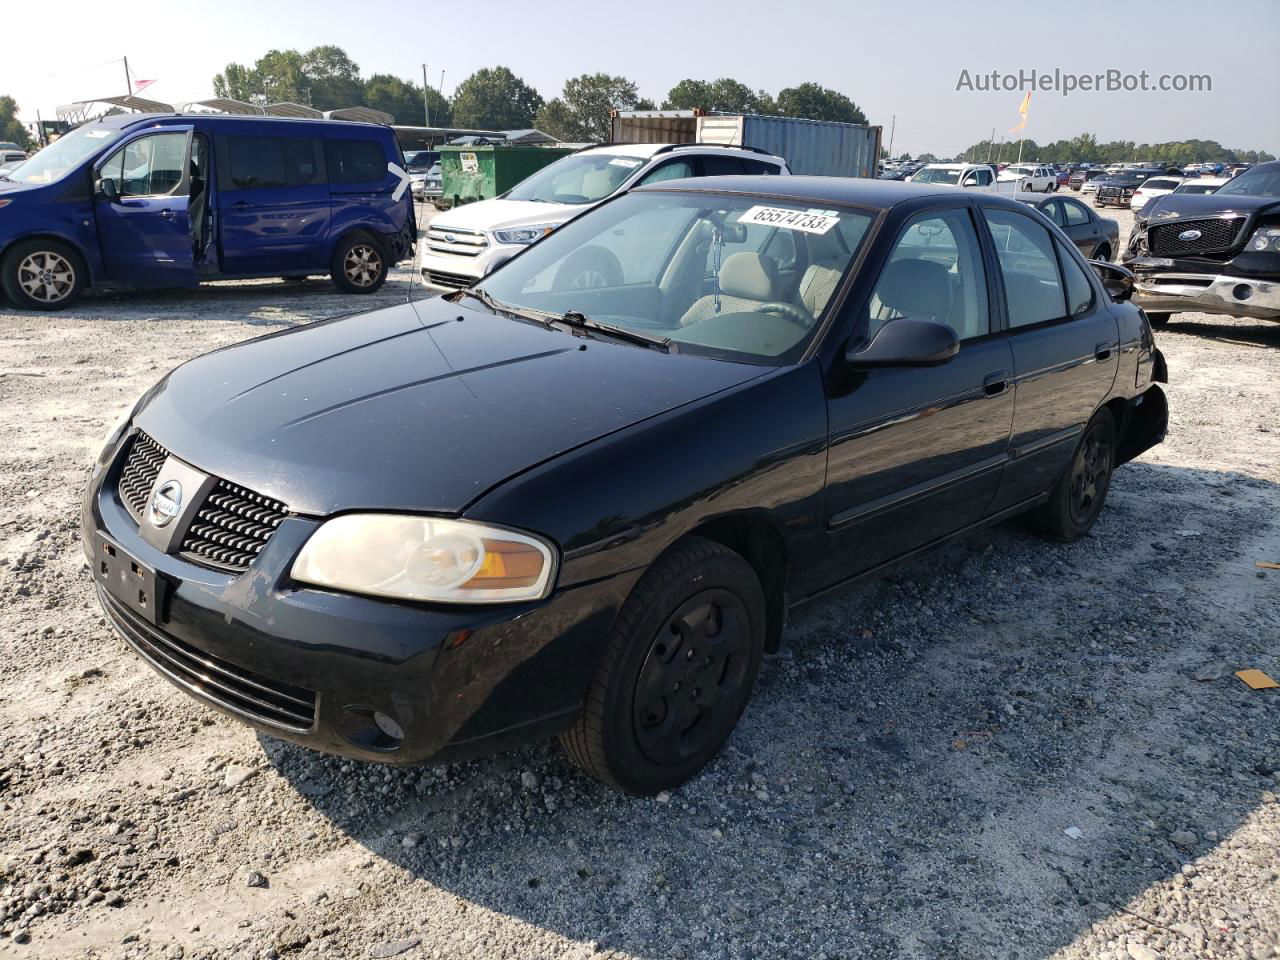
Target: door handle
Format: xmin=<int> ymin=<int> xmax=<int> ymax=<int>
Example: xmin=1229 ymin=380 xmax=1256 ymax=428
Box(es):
xmin=1094 ymin=341 xmax=1116 ymax=362
xmin=231 ymin=201 xmax=252 ymax=209
xmin=983 ymin=370 xmax=1011 ymax=396
xmin=158 ymin=209 xmax=175 ymax=220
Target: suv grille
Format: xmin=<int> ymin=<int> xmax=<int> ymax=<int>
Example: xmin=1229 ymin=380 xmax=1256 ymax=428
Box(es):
xmin=99 ymin=585 xmax=316 ymax=731
xmin=116 ymin=433 xmax=288 ymax=573
xmin=1148 ymin=216 xmax=1246 ymax=257
xmin=118 ymin=433 xmax=168 ymax=521
xmin=423 ymin=269 xmax=477 ymax=290
xmin=181 ymin=480 xmax=288 ymax=572
xmin=426 ymin=225 xmax=488 ymax=257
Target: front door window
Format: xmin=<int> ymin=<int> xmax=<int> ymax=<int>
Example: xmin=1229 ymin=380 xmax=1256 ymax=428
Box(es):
xmin=99 ymin=133 xmax=187 ymax=198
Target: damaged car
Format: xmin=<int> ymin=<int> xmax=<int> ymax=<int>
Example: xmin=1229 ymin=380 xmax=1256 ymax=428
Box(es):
xmin=1123 ymin=159 xmax=1280 ymax=326
xmin=84 ymin=177 xmax=1168 ymax=795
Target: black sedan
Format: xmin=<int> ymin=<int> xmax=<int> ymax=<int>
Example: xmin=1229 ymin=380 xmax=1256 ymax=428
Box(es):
xmin=1016 ymin=193 xmax=1121 ymax=260
xmin=83 ymin=178 xmax=1168 ymax=795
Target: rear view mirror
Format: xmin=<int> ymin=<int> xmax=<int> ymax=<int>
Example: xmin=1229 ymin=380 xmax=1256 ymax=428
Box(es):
xmin=1090 ymin=260 xmax=1134 ymax=303
xmin=96 ymin=177 xmax=120 ymax=203
xmin=847 ymin=316 xmax=960 ymax=368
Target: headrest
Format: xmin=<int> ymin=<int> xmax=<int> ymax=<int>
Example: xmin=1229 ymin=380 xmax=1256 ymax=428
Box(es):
xmin=719 ymin=252 xmax=780 ymax=302
xmin=876 ymin=258 xmax=952 ymax=321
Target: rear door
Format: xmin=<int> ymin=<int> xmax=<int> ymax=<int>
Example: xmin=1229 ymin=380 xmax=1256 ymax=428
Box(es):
xmin=214 ymin=130 xmax=330 ymax=273
xmin=980 ymin=205 xmax=1119 ymax=511
xmin=1060 ymin=198 xmax=1101 ymax=256
xmin=93 ymin=127 xmax=196 ymax=287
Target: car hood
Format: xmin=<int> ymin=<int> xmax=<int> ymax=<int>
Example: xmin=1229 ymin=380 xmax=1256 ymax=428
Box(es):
xmin=429 ymin=197 xmax=582 ymax=234
xmin=133 ymin=297 xmax=763 ymax=516
xmin=1142 ymin=192 xmax=1280 ymax=223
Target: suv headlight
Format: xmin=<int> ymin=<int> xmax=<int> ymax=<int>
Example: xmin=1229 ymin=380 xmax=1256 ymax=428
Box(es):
xmin=1246 ymin=226 xmax=1280 ymax=253
xmin=292 ymin=515 xmax=557 ymax=604
xmin=492 ymin=224 xmax=556 ymax=245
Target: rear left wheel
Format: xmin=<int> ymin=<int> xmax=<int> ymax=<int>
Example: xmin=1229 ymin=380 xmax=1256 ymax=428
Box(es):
xmin=1029 ymin=408 xmax=1116 ymax=542
xmin=561 ymin=537 xmax=765 ymax=795
xmin=330 ymin=232 xmax=388 ymax=294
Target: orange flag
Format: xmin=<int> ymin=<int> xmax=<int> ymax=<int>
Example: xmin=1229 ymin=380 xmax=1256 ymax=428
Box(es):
xmin=1009 ymin=92 xmax=1031 ymax=134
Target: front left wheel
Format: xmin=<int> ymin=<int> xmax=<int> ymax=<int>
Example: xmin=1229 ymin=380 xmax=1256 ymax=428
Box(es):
xmin=561 ymin=537 xmax=765 ymax=795
xmin=1 ymin=238 xmax=86 ymax=311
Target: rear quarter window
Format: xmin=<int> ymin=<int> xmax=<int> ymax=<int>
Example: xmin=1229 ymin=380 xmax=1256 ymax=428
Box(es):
xmin=325 ymin=139 xmax=388 ymax=184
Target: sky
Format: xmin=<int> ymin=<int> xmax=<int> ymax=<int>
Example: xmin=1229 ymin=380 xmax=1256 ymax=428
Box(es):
xmin=4 ymin=0 xmax=1278 ymax=156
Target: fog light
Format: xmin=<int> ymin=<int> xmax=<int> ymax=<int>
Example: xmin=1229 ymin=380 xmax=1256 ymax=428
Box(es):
xmin=1233 ymin=284 xmax=1253 ymax=301
xmin=373 ymin=711 xmax=405 ymax=741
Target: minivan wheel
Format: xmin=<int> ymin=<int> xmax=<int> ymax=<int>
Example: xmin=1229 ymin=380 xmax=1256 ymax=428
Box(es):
xmin=561 ymin=537 xmax=765 ymax=795
xmin=2 ymin=238 xmax=86 ymax=311
xmin=331 ymin=233 xmax=388 ymax=293
xmin=1029 ymin=408 xmax=1116 ymax=542
xmin=553 ymin=246 xmax=623 ymax=291
xmin=1146 ymin=312 xmax=1171 ymax=328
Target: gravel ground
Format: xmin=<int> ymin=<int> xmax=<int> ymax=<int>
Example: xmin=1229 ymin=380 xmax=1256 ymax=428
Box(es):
xmin=0 ymin=203 xmax=1277 ymax=960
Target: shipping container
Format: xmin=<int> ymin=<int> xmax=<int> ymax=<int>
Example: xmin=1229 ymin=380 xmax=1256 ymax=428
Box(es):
xmin=610 ymin=110 xmax=882 ymax=178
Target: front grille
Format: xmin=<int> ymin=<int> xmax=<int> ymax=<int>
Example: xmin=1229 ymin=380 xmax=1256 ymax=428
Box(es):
xmin=118 ymin=433 xmax=168 ymax=521
xmin=425 ymin=225 xmax=488 ymax=257
xmin=99 ymin=585 xmax=316 ymax=731
xmin=424 ymin=269 xmax=477 ymax=290
xmin=116 ymin=432 xmax=288 ymax=573
xmin=1148 ymin=216 xmax=1247 ymax=257
xmin=181 ymin=480 xmax=288 ymax=572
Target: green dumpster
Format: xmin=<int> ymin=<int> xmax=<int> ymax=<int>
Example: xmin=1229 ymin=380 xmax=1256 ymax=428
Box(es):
xmin=438 ymin=145 xmax=576 ymax=208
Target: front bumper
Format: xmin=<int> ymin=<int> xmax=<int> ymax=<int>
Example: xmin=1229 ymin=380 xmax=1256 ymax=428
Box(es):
xmin=1131 ymin=270 xmax=1280 ymax=320
xmin=82 ymin=437 xmax=637 ymax=765
xmin=419 ymin=244 xmax=516 ymax=291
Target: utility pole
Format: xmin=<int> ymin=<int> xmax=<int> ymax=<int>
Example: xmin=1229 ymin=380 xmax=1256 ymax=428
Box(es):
xmin=986 ymin=127 xmax=995 ymax=163
xmin=123 ymin=56 xmax=132 ymax=96
xmin=887 ymin=114 xmax=896 ymax=159
xmin=422 ymin=63 xmax=431 ymax=127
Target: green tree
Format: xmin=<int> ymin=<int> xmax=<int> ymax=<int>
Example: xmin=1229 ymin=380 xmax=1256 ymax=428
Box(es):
xmin=451 ymin=67 xmax=542 ymax=130
xmin=774 ymin=83 xmax=866 ymax=124
xmin=532 ymin=99 xmax=578 ymax=141
xmin=212 ymin=63 xmax=263 ymax=103
xmin=0 ymin=96 xmax=31 ymax=149
xmin=301 ymin=45 xmax=363 ymax=110
xmin=545 ymin=73 xmax=644 ymax=142
xmin=364 ymin=74 xmax=451 ymax=126
xmin=662 ymin=77 xmax=771 ymax=114
xmin=255 ymin=49 xmax=308 ymax=104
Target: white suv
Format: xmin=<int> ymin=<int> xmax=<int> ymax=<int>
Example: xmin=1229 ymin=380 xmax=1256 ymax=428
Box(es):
xmin=998 ymin=163 xmax=1056 ymax=192
xmin=420 ymin=143 xmax=788 ymax=291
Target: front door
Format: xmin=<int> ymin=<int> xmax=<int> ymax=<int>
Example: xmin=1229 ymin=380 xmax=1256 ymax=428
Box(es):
xmin=93 ymin=129 xmax=196 ymax=287
xmin=979 ymin=206 xmax=1120 ymax=511
xmin=824 ymin=206 xmax=1015 ymax=583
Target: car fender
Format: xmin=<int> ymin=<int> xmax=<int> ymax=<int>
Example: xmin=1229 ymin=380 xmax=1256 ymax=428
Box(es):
xmin=0 ymin=227 xmax=104 ymax=286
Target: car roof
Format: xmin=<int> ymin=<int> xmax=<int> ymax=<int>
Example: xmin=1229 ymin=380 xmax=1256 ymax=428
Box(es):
xmin=635 ymin=174 xmax=1041 ymax=211
xmin=582 ymin=142 xmax=784 ymax=163
xmin=86 ymin=111 xmax=389 ymax=134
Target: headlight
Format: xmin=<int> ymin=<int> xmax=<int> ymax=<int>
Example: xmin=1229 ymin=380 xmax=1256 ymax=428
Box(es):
xmin=1246 ymin=226 xmax=1280 ymax=253
xmin=492 ymin=223 xmax=556 ymax=245
xmin=292 ymin=515 xmax=557 ymax=604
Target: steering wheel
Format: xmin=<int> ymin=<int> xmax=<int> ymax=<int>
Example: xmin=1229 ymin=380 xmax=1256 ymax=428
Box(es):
xmin=758 ymin=301 xmax=815 ymax=330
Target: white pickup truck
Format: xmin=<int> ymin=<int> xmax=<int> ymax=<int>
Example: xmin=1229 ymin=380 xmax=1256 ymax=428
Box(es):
xmin=908 ymin=162 xmax=1053 ymax=194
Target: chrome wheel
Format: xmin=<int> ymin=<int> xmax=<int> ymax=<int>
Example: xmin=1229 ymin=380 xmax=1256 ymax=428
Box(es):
xmin=343 ymin=244 xmax=383 ymax=288
xmin=18 ymin=251 xmax=76 ymax=304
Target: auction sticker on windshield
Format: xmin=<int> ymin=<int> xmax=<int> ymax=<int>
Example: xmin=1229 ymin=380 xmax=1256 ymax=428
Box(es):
xmin=738 ymin=206 xmax=839 ymax=234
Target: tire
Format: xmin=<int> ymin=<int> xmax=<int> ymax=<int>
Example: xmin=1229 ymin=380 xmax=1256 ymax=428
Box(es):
xmin=553 ymin=245 xmax=623 ymax=291
xmin=1029 ymin=408 xmax=1117 ymax=542
xmin=1146 ymin=312 xmax=1172 ymax=328
xmin=561 ymin=537 xmax=766 ymax=795
xmin=1 ymin=238 xmax=86 ymax=310
xmin=330 ymin=232 xmax=388 ymax=294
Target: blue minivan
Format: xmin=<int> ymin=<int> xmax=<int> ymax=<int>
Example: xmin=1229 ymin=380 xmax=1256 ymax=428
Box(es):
xmin=0 ymin=113 xmax=416 ymax=310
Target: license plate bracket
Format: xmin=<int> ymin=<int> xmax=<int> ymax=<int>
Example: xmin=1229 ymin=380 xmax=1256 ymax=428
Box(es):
xmin=94 ymin=533 xmax=166 ymax=624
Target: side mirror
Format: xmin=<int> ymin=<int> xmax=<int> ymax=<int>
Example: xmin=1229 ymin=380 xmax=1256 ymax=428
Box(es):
xmin=96 ymin=177 xmax=119 ymax=203
xmin=847 ymin=316 xmax=960 ymax=368
xmin=1090 ymin=259 xmax=1135 ymax=303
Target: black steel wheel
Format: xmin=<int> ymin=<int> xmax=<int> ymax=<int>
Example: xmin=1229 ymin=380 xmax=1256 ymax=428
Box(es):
xmin=1146 ymin=311 xmax=1171 ymax=328
xmin=1029 ymin=408 xmax=1116 ymax=541
xmin=561 ymin=537 xmax=765 ymax=794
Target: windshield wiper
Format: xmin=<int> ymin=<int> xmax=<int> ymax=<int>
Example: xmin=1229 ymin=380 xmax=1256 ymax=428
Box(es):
xmin=445 ymin=286 xmax=556 ymax=327
xmin=558 ymin=309 xmax=677 ymax=353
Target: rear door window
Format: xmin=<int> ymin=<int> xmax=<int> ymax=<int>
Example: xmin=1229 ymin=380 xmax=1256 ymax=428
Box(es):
xmin=1062 ymin=200 xmax=1091 ymax=226
xmin=983 ymin=208 xmax=1068 ymax=328
xmin=740 ymin=158 xmax=781 ymax=175
xmin=700 ymin=155 xmax=747 ymax=177
xmin=325 ymin=138 xmax=388 ymax=184
xmin=225 ymin=136 xmax=320 ymax=189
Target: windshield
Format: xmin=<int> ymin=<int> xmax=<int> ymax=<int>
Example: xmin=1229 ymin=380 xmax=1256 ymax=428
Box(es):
xmin=477 ymin=190 xmax=875 ymax=365
xmin=911 ymin=167 xmax=961 ymax=185
xmin=7 ymin=125 xmax=121 ymax=185
xmin=1215 ymin=166 xmax=1280 ymax=198
xmin=505 ymin=152 xmax=647 ymax=205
